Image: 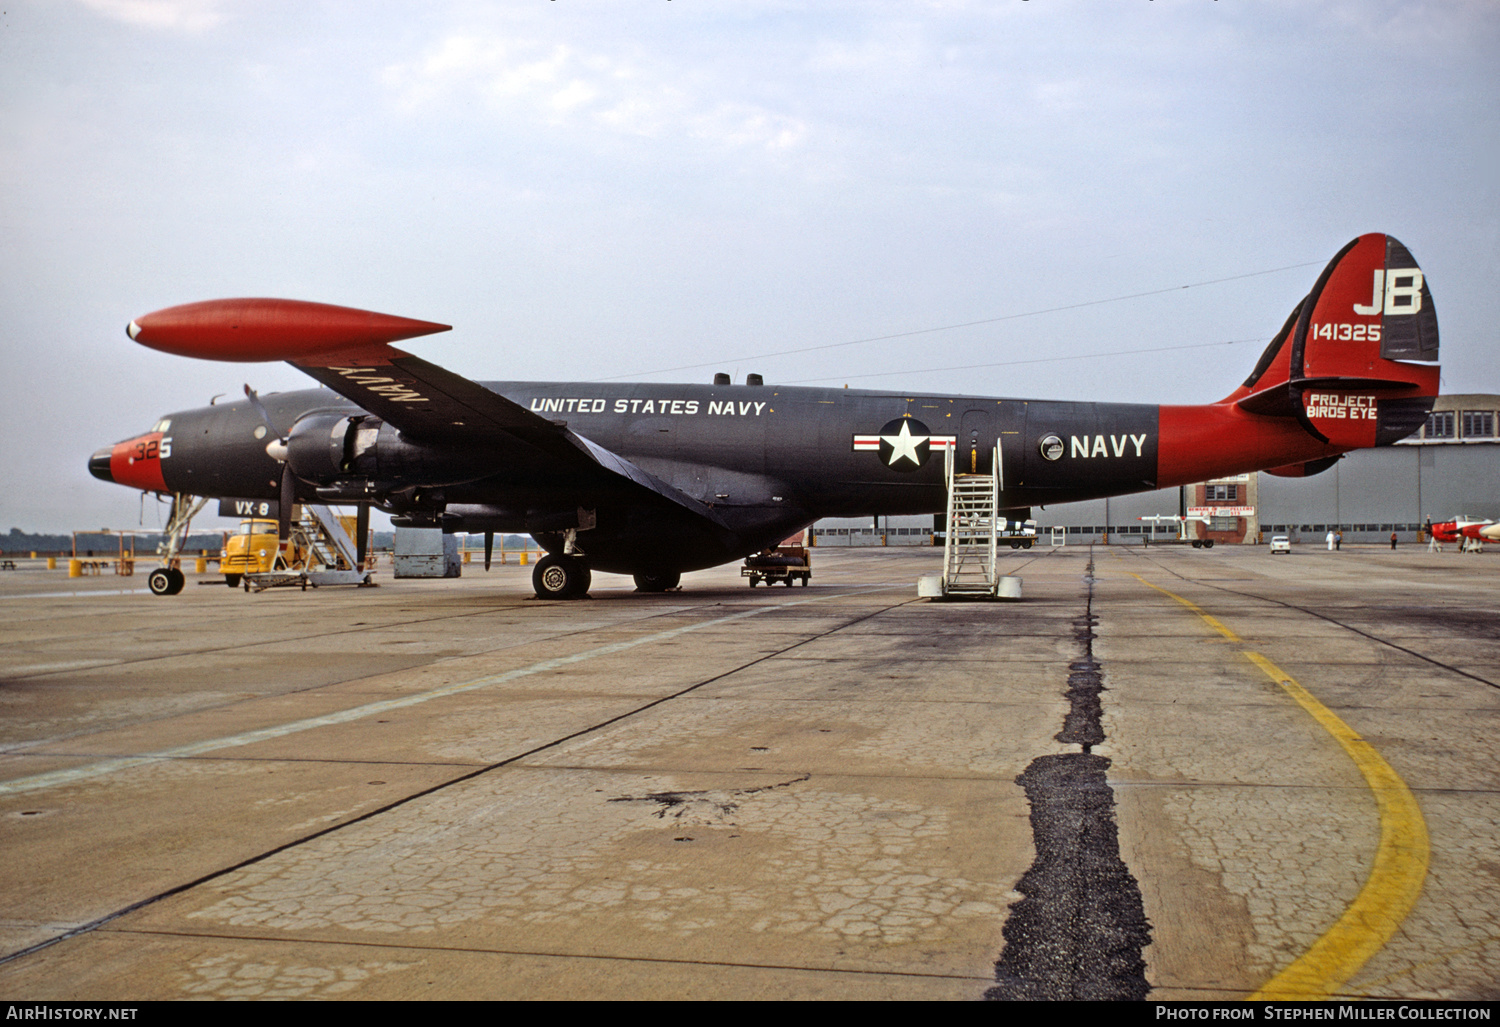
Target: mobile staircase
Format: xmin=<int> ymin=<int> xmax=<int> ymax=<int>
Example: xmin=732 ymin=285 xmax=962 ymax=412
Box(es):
xmin=245 ymin=503 xmax=372 ymax=591
xmin=942 ymin=447 xmax=1000 ymax=595
xmin=920 ymin=443 xmax=1022 ymax=600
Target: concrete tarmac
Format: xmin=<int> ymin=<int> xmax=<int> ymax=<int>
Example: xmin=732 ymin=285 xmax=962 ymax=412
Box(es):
xmin=0 ymin=544 xmax=1495 ymax=1000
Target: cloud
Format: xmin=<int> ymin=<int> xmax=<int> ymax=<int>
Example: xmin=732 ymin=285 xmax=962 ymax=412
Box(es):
xmin=75 ymin=0 xmax=227 ymax=31
xmin=383 ymin=32 xmax=807 ymax=153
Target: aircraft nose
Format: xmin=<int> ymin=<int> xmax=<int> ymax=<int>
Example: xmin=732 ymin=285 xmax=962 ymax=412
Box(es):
xmin=89 ymin=447 xmax=115 ymax=483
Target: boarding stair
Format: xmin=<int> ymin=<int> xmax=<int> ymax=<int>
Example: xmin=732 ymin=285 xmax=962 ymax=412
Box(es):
xmin=245 ymin=503 xmax=371 ymax=591
xmin=941 ymin=445 xmax=1002 ymax=596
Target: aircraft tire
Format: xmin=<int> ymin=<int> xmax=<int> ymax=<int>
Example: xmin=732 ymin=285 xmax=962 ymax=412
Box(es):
xmin=148 ymin=568 xmax=175 ymax=596
xmin=224 ymin=573 xmax=242 ymax=588
xmin=166 ymin=568 xmax=185 ymax=594
xmin=533 ymin=555 xmax=589 ymax=600
xmin=632 ymin=571 xmax=680 ymax=592
xmin=1204 ymin=540 xmax=1215 ymax=549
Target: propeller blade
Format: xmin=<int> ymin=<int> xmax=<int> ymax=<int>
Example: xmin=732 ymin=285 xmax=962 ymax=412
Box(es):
xmin=278 ymin=464 xmax=295 ymax=551
xmin=484 ymin=530 xmax=494 ymax=571
xmin=244 ymin=384 xmax=285 ymax=439
xmin=356 ymin=503 xmax=370 ymax=568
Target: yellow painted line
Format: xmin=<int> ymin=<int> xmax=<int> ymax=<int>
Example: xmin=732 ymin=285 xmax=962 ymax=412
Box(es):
xmin=1124 ymin=568 xmax=1429 ymax=1000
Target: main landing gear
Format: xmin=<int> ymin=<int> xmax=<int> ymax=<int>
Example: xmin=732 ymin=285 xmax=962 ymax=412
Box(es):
xmin=632 ymin=571 xmax=680 ymax=592
xmin=532 ymin=554 xmax=592 ymax=600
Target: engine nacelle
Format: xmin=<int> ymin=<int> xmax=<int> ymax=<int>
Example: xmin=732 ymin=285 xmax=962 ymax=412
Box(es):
xmin=284 ymin=413 xmax=493 ymax=487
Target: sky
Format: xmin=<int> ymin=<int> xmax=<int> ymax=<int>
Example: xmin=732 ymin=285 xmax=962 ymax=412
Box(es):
xmin=2 ymin=0 xmax=1497 ymax=533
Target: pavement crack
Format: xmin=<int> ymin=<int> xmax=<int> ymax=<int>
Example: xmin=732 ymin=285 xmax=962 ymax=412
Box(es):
xmin=608 ymin=774 xmax=811 ymax=821
xmin=988 ymin=547 xmax=1153 ymax=1001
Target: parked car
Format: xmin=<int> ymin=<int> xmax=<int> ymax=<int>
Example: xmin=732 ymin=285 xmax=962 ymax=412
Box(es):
xmin=1269 ymin=535 xmax=1291 ymax=555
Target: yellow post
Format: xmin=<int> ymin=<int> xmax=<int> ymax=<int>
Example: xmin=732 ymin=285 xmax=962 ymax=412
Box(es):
xmin=463 ymin=550 xmax=471 ymax=564
xmin=47 ymin=556 xmax=56 ymax=570
xmin=69 ymin=559 xmax=81 ymax=577
xmin=520 ymin=550 xmax=528 ymax=566
xmin=30 ymin=551 xmax=36 ymax=559
xmin=195 ymin=557 xmax=207 ymax=573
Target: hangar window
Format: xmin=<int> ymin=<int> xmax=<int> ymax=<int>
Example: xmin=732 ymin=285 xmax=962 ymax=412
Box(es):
xmin=1461 ymin=411 xmax=1495 ymax=439
xmin=1210 ymin=516 xmax=1238 ymax=531
xmin=1425 ymin=411 xmax=1455 ymax=439
xmin=1204 ymin=484 xmax=1237 ymax=502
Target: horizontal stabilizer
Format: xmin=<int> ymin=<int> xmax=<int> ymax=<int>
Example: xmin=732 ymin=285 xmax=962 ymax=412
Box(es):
xmin=1224 ymin=233 xmax=1440 ymax=447
xmin=1263 ymin=456 xmax=1341 ymax=478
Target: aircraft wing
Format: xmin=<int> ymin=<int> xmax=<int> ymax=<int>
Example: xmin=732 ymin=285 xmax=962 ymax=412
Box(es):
xmin=292 ymin=349 xmax=733 ymax=529
xmin=126 ymin=298 xmax=732 ymax=529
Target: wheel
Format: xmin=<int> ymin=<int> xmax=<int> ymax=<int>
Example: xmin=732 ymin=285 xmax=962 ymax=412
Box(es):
xmin=1191 ymin=540 xmax=1202 ymax=549
xmin=800 ymin=575 xmax=808 ymax=586
xmin=224 ymin=573 xmax=242 ymax=588
xmin=1022 ymin=541 xmax=1033 ymax=549
xmin=1204 ymin=540 xmax=1215 ymax=549
xmin=783 ymin=577 xmax=793 ymax=587
xmin=532 ymin=554 xmax=590 ymax=599
xmin=147 ymin=568 xmax=175 ymax=596
xmin=1010 ymin=542 xmax=1021 ymax=549
xmin=748 ymin=576 xmax=759 ymax=587
xmin=166 ymin=568 xmax=185 ymax=594
xmin=633 ymin=571 xmax=680 ymax=592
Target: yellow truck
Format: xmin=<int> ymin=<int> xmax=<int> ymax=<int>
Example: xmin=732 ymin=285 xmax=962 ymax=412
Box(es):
xmin=220 ymin=518 xmax=279 ymax=586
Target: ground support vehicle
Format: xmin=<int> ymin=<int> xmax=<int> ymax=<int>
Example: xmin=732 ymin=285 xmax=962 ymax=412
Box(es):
xmin=742 ymin=545 xmax=811 ymax=587
xmin=1139 ymin=514 xmax=1217 ymax=549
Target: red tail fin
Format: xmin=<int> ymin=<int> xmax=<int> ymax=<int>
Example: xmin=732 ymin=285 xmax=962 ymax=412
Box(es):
xmin=1224 ymin=233 xmax=1439 ymax=448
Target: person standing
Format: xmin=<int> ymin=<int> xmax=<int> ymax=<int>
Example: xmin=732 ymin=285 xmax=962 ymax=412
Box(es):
xmin=1326 ymin=530 xmax=1336 ymax=551
xmin=1335 ymin=530 xmax=1343 ymax=551
xmin=1390 ymin=532 xmax=1398 ymax=550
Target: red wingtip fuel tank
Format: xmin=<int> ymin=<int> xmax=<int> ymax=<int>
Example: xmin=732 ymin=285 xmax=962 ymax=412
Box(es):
xmin=127 ymin=298 xmax=450 ymax=363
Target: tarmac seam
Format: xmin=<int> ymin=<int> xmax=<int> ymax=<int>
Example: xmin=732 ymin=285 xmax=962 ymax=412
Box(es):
xmin=0 ymin=589 xmax=901 ymax=796
xmin=0 ymin=587 xmax=918 ymax=967
xmin=0 ymin=596 xmax=776 ymax=755
xmin=1120 ymin=548 xmax=1500 ymax=692
xmin=79 ymin=926 xmax=997 ymax=982
xmin=1124 ymin=567 xmax=1431 ymax=1002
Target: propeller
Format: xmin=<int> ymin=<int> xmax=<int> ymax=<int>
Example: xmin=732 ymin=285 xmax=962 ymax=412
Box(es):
xmin=245 ymin=383 xmax=373 ymax=569
xmin=484 ymin=530 xmax=494 ymax=571
xmin=244 ymin=384 xmax=296 ymax=547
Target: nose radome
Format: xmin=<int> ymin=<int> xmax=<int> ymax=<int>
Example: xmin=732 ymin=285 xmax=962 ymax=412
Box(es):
xmin=89 ymin=447 xmax=114 ymax=482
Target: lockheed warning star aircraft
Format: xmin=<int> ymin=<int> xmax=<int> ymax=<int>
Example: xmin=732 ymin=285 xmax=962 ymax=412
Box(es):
xmin=91 ymin=233 xmax=1439 ymax=598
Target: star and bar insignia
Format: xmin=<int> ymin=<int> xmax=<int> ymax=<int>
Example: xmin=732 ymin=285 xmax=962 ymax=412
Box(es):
xmin=852 ymin=418 xmax=955 ymax=472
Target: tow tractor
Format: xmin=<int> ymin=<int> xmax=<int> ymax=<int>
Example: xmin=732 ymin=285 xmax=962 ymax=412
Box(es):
xmin=1139 ymin=514 xmax=1216 ymax=549
xmin=742 ymin=543 xmax=811 ymax=587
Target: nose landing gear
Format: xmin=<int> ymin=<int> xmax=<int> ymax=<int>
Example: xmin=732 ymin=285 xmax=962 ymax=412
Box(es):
xmin=147 ymin=566 xmax=186 ymax=595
